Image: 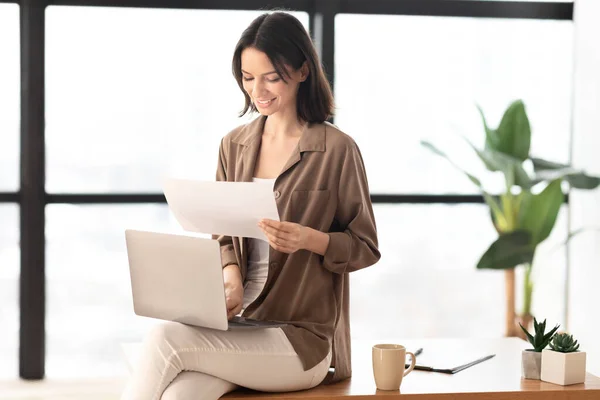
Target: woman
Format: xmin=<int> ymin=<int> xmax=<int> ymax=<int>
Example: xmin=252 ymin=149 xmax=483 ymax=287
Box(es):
xmin=122 ymin=11 xmax=380 ymax=400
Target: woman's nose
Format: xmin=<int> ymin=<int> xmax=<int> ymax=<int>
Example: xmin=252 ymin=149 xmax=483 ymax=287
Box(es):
xmin=252 ymin=80 xmax=265 ymax=97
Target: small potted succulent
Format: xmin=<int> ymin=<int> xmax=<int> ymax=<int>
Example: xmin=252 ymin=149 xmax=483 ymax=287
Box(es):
xmin=519 ymin=318 xmax=560 ymax=379
xmin=541 ymin=333 xmax=586 ymax=385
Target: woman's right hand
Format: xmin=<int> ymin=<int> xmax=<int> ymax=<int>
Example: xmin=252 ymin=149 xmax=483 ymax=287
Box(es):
xmin=223 ymin=264 xmax=244 ymax=320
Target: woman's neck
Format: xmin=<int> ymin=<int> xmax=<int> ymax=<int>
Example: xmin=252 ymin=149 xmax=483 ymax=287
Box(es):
xmin=263 ymin=110 xmax=305 ymax=139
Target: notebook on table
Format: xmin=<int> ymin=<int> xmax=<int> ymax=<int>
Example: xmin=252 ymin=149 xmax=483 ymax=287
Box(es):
xmin=407 ymin=347 xmax=495 ymax=374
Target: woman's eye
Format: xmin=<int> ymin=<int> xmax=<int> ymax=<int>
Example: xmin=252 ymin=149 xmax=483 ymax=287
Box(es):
xmin=267 ymin=78 xmax=281 ymax=83
xmin=242 ymin=77 xmax=254 ymax=82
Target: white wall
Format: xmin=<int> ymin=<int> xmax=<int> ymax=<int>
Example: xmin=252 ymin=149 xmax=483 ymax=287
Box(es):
xmin=569 ymin=0 xmax=600 ymax=377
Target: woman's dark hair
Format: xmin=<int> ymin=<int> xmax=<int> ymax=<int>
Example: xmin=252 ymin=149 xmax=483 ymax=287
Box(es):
xmin=232 ymin=11 xmax=334 ymax=123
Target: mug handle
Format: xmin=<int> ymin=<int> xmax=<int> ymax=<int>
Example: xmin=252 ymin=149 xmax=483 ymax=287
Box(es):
xmin=404 ymin=351 xmax=416 ymax=377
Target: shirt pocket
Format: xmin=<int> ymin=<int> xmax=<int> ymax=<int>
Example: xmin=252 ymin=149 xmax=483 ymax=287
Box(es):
xmin=291 ymin=189 xmax=331 ymax=230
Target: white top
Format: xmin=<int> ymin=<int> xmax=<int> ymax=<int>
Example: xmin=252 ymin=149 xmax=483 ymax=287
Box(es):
xmin=241 ymin=177 xmax=276 ymax=313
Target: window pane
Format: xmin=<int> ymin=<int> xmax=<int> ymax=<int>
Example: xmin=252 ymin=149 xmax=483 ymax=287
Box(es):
xmin=46 ymin=204 xmax=193 ymax=378
xmin=0 ymin=4 xmax=19 ymax=191
xmin=46 ymin=8 xmax=308 ymax=193
xmin=335 ymin=15 xmax=573 ymax=194
xmin=350 ymin=204 xmax=568 ymax=339
xmin=0 ymin=205 xmax=19 ymax=378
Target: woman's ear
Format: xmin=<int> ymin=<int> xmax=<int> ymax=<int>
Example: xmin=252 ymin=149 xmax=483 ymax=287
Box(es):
xmin=299 ymin=61 xmax=309 ymax=82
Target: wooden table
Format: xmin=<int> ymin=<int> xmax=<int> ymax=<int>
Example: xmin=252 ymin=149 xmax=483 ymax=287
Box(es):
xmin=223 ymin=338 xmax=600 ymax=399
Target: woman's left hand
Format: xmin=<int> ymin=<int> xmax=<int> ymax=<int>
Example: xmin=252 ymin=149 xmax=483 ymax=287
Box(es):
xmin=258 ymin=219 xmax=309 ymax=254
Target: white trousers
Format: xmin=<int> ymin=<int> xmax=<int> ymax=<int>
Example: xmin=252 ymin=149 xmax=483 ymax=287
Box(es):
xmin=121 ymin=321 xmax=332 ymax=400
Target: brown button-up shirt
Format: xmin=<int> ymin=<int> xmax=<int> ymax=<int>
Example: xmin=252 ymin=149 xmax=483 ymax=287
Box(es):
xmin=213 ymin=115 xmax=380 ymax=383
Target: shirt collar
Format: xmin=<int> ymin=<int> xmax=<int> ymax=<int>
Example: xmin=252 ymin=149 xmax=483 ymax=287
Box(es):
xmin=232 ymin=115 xmax=326 ymax=153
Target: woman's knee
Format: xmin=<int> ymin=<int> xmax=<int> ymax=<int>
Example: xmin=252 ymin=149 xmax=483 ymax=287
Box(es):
xmin=144 ymin=321 xmax=188 ymax=349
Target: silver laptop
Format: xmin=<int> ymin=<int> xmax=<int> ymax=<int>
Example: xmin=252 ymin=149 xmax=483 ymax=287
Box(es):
xmin=124 ymin=229 xmax=285 ymax=330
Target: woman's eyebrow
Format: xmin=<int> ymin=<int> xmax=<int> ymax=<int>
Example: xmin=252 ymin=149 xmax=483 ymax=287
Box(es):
xmin=241 ymin=69 xmax=278 ymax=76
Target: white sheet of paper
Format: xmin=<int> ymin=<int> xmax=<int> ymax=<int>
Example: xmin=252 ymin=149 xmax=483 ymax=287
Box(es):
xmin=162 ymin=178 xmax=280 ymax=241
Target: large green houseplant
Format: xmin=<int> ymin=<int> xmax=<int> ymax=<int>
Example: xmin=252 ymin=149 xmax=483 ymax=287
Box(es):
xmin=421 ymin=100 xmax=600 ymax=337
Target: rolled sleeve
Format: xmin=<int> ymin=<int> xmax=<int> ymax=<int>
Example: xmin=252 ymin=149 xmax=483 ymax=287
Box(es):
xmin=322 ymin=142 xmax=381 ymax=274
xmin=323 ymin=231 xmax=352 ymax=272
xmin=217 ymin=242 xmax=238 ymax=268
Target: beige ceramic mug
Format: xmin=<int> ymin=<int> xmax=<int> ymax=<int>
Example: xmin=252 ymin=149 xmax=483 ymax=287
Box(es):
xmin=372 ymin=344 xmax=416 ymax=391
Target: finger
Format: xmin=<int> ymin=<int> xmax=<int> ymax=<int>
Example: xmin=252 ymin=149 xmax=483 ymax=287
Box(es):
xmin=226 ymin=296 xmax=238 ymax=309
xmin=262 ymin=229 xmax=274 ymax=241
xmin=262 ymin=225 xmax=293 ymax=241
xmin=228 ymin=303 xmax=242 ymax=319
xmin=264 ymin=230 xmax=297 ymax=250
xmin=260 ymin=218 xmax=279 ymax=228
xmin=273 ymin=221 xmax=297 ymax=233
xmin=267 ymin=233 xmax=289 ymax=250
xmin=264 ymin=220 xmax=297 ymax=234
xmin=260 ymin=219 xmax=289 ymax=233
xmin=259 ymin=221 xmax=285 ymax=236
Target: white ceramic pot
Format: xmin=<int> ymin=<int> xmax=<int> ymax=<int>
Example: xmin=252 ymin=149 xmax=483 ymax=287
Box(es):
xmin=541 ymin=349 xmax=586 ymax=386
xmin=521 ymin=350 xmax=542 ymax=379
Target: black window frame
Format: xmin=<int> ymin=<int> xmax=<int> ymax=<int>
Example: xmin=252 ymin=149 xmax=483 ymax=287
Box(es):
xmin=0 ymin=0 xmax=573 ymax=379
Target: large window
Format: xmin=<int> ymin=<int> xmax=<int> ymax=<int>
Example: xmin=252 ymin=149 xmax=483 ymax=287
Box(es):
xmin=0 ymin=4 xmax=19 ymax=191
xmin=45 ymin=7 xmax=309 ymax=194
xmin=0 ymin=205 xmax=19 ymax=378
xmin=335 ymin=14 xmax=573 ymax=194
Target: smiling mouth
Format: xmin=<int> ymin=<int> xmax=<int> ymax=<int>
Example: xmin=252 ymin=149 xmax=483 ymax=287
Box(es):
xmin=256 ymin=98 xmax=275 ymax=106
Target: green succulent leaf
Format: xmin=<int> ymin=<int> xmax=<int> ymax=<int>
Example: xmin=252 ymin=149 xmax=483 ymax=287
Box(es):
xmin=538 ymin=318 xmax=546 ymax=334
xmin=519 ymin=322 xmax=535 ymax=346
xmin=550 ymin=333 xmax=581 ymax=353
xmin=523 ymin=318 xmax=560 ymax=352
xmin=542 ymin=324 xmax=561 ymax=346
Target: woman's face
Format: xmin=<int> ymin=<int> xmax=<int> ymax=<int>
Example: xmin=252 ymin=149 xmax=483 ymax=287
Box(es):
xmin=241 ymin=47 xmax=307 ymax=118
